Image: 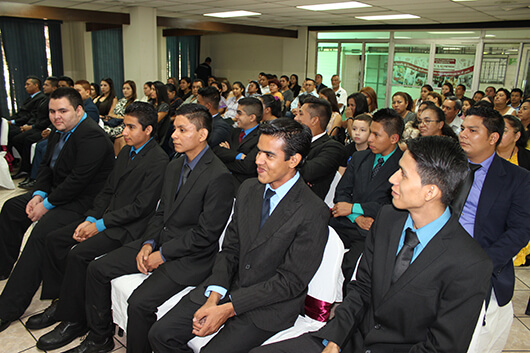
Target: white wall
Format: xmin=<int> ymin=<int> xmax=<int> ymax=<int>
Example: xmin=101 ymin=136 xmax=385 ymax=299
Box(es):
xmin=61 ymin=21 xmax=91 ymax=82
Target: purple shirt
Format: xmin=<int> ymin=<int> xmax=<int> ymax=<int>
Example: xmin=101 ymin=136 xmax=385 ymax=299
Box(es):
xmin=459 ymin=152 xmax=495 ymax=237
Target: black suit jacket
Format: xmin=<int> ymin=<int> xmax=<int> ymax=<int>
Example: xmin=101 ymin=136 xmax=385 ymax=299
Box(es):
xmin=190 ymin=177 xmax=330 ymax=332
xmin=516 ymin=147 xmax=530 ymax=171
xmin=85 ymin=139 xmax=168 ymax=244
xmin=27 ymin=95 xmax=51 ymax=131
xmin=133 ymin=147 xmax=235 ymax=285
xmin=213 ymin=126 xmax=259 ymax=186
xmin=314 ymin=205 xmax=492 ymax=353
xmin=209 ymin=113 xmax=233 ymax=148
xmin=470 ymin=154 xmax=530 ymax=306
xmin=300 ymin=134 xmax=344 ymax=199
xmin=33 ymin=116 xmax=115 ymax=214
xmin=11 ymin=91 xmax=47 ymax=125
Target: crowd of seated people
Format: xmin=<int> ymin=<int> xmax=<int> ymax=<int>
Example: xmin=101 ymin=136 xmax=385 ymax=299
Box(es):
xmin=1 ymin=70 xmax=529 ymax=353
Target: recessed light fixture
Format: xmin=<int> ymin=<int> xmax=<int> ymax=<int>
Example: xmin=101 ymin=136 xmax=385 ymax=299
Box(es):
xmin=356 ymin=14 xmax=420 ymax=20
xmin=204 ymin=10 xmax=261 ymax=18
xmin=297 ymin=1 xmax=371 ymax=11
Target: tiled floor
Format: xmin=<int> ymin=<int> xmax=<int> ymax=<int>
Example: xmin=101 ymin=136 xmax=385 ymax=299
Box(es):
xmin=0 ymin=179 xmax=529 ymax=352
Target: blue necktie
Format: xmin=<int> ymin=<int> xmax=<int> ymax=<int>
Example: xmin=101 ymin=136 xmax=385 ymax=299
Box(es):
xmin=260 ymin=189 xmax=276 ymax=229
xmin=50 ymin=133 xmax=68 ymax=168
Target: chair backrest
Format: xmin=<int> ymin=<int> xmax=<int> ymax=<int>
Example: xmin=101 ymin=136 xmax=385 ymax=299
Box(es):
xmin=1 ymin=118 xmax=9 ymax=145
xmin=324 ymin=171 xmax=342 ymax=208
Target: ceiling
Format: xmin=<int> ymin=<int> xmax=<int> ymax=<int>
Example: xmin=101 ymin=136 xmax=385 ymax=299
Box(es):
xmin=4 ymin=0 xmax=530 ymax=29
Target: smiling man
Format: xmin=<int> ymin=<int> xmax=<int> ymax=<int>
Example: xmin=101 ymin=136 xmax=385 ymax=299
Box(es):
xmin=34 ymin=102 xmax=168 ymax=350
xmin=0 ymin=87 xmax=115 ymax=332
xmin=330 ymin=108 xmax=403 ymax=292
xmin=148 ymin=118 xmax=329 ymax=353
xmin=60 ymin=103 xmax=234 ymax=353
xmin=252 ymin=136 xmax=492 ymax=353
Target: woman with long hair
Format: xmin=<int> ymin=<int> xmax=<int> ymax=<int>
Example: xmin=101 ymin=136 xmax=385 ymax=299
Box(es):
xmin=224 ymin=81 xmax=245 ymax=121
xmin=289 ymin=74 xmax=301 ymax=98
xmin=260 ymin=94 xmax=282 ymax=122
xmin=344 ymin=93 xmax=369 ymax=141
xmin=414 ymin=84 xmax=433 ymax=113
xmin=392 ymin=92 xmax=415 ymax=124
xmin=150 ymin=81 xmax=170 ymax=123
xmin=94 ymin=77 xmax=118 ymax=117
xmin=90 ymin=83 xmax=100 ymax=102
xmin=319 ymin=88 xmax=343 ymax=137
xmin=221 ymin=80 xmax=233 ymax=100
xmin=360 ymin=86 xmax=378 ymax=113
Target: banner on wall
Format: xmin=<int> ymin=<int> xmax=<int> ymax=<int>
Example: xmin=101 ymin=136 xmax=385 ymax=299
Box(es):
xmin=393 ymin=55 xmax=474 ymax=88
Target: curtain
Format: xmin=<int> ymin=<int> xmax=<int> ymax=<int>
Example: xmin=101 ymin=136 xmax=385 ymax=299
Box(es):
xmin=92 ymin=28 xmax=124 ymax=98
xmin=0 ymin=17 xmax=63 ymax=117
xmin=166 ymin=35 xmax=200 ymax=79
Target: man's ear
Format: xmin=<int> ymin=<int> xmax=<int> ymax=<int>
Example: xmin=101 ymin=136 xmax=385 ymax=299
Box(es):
xmin=424 ymin=184 xmax=441 ymax=203
xmin=289 ymin=153 xmax=302 ymax=169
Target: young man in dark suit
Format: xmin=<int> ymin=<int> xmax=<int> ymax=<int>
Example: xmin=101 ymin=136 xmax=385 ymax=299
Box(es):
xmin=62 ymin=103 xmax=235 ymax=353
xmin=0 ymin=87 xmax=115 ymax=332
xmin=295 ymin=96 xmax=344 ymax=199
xmin=252 ymin=136 xmax=493 ymax=353
xmin=33 ymin=102 xmax=169 ymax=350
xmin=456 ymin=106 xmax=530 ymax=352
xmin=147 ymin=118 xmax=330 ymax=353
xmin=214 ymin=97 xmax=262 ymax=187
xmin=330 ymin=108 xmax=403 ymax=287
xmin=197 ymin=86 xmax=232 ymax=148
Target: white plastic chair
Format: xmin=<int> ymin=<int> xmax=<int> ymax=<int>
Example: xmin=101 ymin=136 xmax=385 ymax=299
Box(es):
xmin=187 ymin=226 xmax=345 ymax=352
xmin=324 ymin=171 xmax=342 ymax=208
xmin=0 ymin=118 xmax=15 ymax=189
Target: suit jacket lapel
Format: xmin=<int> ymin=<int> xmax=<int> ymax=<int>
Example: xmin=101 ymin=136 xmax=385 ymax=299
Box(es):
xmin=116 ymin=140 xmax=155 ymax=182
xmin=475 ymin=155 xmax=505 ymax=237
xmin=358 ymin=152 xmax=375 ymax=190
xmin=242 ymin=182 xmax=266 ymax=251
xmin=239 ymin=127 xmax=258 ymax=149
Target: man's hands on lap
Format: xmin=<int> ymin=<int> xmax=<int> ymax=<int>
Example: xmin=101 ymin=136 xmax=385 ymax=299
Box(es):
xmin=192 ymin=292 xmax=235 ymax=337
xmin=332 ymin=202 xmax=353 ymax=218
xmin=322 ymin=341 xmax=340 ymax=353
xmin=355 ymin=215 xmax=374 ymax=230
xmin=73 ymin=221 xmax=99 ymax=242
xmin=26 ymin=195 xmax=48 ymax=221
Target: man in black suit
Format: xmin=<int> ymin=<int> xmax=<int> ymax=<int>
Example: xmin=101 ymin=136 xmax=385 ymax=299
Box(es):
xmin=251 ymin=136 xmax=493 ymax=353
xmin=0 ymin=88 xmax=115 ymax=332
xmin=295 ymin=96 xmax=344 ymax=199
xmin=214 ymin=97 xmax=262 ymax=187
xmin=455 ymin=106 xmax=530 ymax=352
xmin=74 ymin=80 xmax=100 ymax=123
xmin=330 ymin=108 xmax=403 ymax=286
xmin=197 ymin=86 xmax=232 ymax=148
xmin=62 ymin=104 xmax=235 ymax=353
xmin=31 ymin=102 xmax=168 ymax=350
xmin=148 ymin=118 xmax=330 ymax=353
xmin=315 ymin=74 xmax=327 ymax=93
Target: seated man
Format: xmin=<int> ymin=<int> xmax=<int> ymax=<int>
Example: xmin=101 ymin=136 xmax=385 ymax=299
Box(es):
xmin=62 ymin=104 xmax=235 ymax=353
xmin=213 ymin=97 xmax=262 ymax=188
xmin=0 ymin=88 xmax=115 ymax=332
xmin=252 ymin=136 xmax=493 ymax=353
xmin=295 ymin=96 xmax=344 ymax=199
xmin=33 ymin=102 xmax=169 ymax=350
xmin=197 ymin=86 xmax=232 ymax=148
xmin=74 ymin=80 xmax=100 ymax=123
xmin=148 ymin=118 xmax=330 ymax=353
xmin=330 ymin=108 xmax=403 ymax=286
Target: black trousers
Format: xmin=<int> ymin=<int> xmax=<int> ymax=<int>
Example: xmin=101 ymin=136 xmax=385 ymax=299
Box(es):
xmin=46 ymin=227 xmax=123 ymax=324
xmin=11 ymin=129 xmax=44 ymax=173
xmin=0 ymin=192 xmax=84 ymax=321
xmin=249 ymin=333 xmax=325 ymax=353
xmin=85 ymin=245 xmax=187 ymax=353
xmin=149 ymin=295 xmax=277 ymax=353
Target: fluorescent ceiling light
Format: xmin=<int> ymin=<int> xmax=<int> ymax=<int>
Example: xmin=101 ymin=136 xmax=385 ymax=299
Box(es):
xmin=428 ymin=31 xmax=475 ymax=34
xmin=204 ymin=10 xmax=261 ymax=18
xmin=485 ymin=34 xmax=496 ymax=37
xmin=297 ymin=1 xmax=371 ymax=11
xmin=356 ymin=14 xmax=420 ymax=20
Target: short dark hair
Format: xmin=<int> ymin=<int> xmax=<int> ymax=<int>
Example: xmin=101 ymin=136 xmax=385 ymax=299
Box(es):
xmin=124 ymin=101 xmax=158 ymax=137
xmin=372 ymin=108 xmax=404 ymax=139
xmin=302 ymin=96 xmax=332 ymax=131
xmin=260 ymin=94 xmax=282 ymax=117
xmin=406 ymin=136 xmax=468 ymax=206
xmin=444 ymin=96 xmax=462 ymax=111
xmin=422 ymin=84 xmax=433 ymax=92
xmin=305 ymin=78 xmax=316 ymax=85
xmin=422 ymin=105 xmax=446 ymax=123
xmin=58 ymin=76 xmax=74 ymax=87
xmin=198 ymin=86 xmax=220 ymax=110
xmin=26 ymin=75 xmax=41 ymax=89
xmin=180 ymin=77 xmax=191 ymax=85
xmin=205 ymin=57 xmax=212 ymax=63
xmin=238 ymin=97 xmax=263 ymax=123
xmin=50 ymin=87 xmax=84 ymax=110
xmin=259 ymin=118 xmax=312 ymax=170
xmin=473 ymin=90 xmax=485 ymax=99
xmin=354 ymin=113 xmax=372 ymax=125
xmin=511 ymin=88 xmax=523 ymax=97
xmin=419 ymin=100 xmax=437 ymax=110
xmin=45 ymin=76 xmax=59 ymax=88
xmin=496 ymin=88 xmax=511 ymax=103
xmin=457 ymin=84 xmax=466 ymax=91
xmin=192 ymin=79 xmax=205 ymax=87
xmin=473 ymin=99 xmax=494 ymax=109
xmin=427 ymin=92 xmax=443 ymax=106
xmin=280 ymin=75 xmax=289 ymax=81
xmin=175 ymin=103 xmax=212 ymax=137
xmin=466 ymin=106 xmax=504 ymax=146
xmin=486 ymin=86 xmax=496 ymax=93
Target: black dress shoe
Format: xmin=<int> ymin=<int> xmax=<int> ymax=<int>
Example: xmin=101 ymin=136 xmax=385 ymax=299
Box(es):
xmin=12 ymin=171 xmax=28 ymax=179
xmin=0 ymin=318 xmax=12 ymax=333
xmin=20 ymin=179 xmax=37 ymax=190
xmin=36 ymin=321 xmax=88 ymax=351
xmin=26 ymin=299 xmax=59 ymax=330
xmin=60 ymin=334 xmax=114 ymax=353
xmin=18 ymin=176 xmax=31 ymax=187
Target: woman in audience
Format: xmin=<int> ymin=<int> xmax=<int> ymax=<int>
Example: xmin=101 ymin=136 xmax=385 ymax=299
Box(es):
xmin=518 ymin=99 xmax=530 ymax=132
xmin=441 ymin=82 xmax=454 ymax=97
xmin=268 ymin=78 xmax=284 ymax=102
xmin=221 ymin=80 xmax=233 ymax=100
xmin=150 ymin=81 xmax=170 ymax=123
xmin=247 ymin=80 xmax=262 ymax=98
xmin=90 ymin=83 xmax=100 ymax=102
xmin=461 ymin=97 xmax=474 ymax=117
xmin=360 ymin=86 xmax=378 ymax=113
xmin=494 ymin=88 xmax=517 ymax=116
xmin=344 ymin=93 xmax=369 ymax=141
xmin=417 ymin=105 xmax=457 ymax=140
xmin=289 ymin=74 xmax=301 ymax=98
xmin=224 ymin=81 xmax=245 ymax=121
xmin=167 ymin=77 xmax=178 ymax=86
xmin=392 ymin=91 xmax=416 ymax=123
xmin=211 ymin=81 xmax=228 ymax=114
xmin=94 ymin=77 xmax=118 ymax=117
xmin=413 ymin=84 xmax=433 ymax=113
xmin=426 ymin=91 xmax=443 ymax=107
xmin=178 ymin=77 xmax=192 ymax=101
xmin=140 ymin=81 xmax=153 ymax=102
xmin=319 ymin=88 xmax=343 ymax=137
xmin=260 ymin=94 xmax=281 ymax=122
xmin=280 ymin=75 xmax=294 ymax=114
